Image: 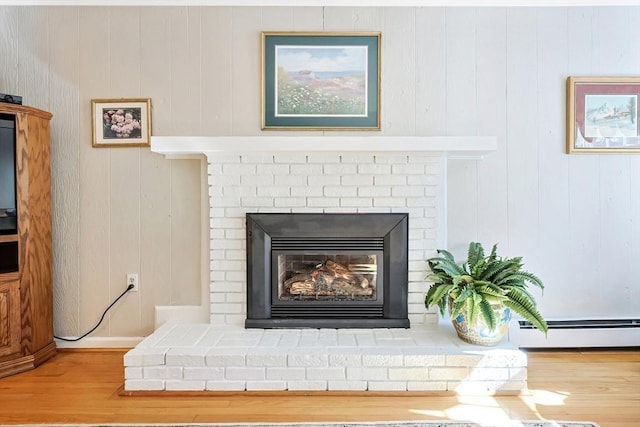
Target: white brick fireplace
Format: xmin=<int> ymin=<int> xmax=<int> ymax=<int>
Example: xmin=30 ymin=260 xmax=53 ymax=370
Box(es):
xmin=123 ymin=136 xmax=529 ymax=395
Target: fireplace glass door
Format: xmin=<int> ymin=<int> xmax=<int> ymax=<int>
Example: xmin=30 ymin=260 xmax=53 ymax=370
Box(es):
xmin=274 ymin=252 xmax=382 ymax=304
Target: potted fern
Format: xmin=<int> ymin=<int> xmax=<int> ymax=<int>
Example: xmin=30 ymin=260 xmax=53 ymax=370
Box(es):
xmin=425 ymin=242 xmax=547 ymax=346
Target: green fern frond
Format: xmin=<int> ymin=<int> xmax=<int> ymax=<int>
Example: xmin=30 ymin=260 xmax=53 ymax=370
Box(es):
xmin=425 ymin=283 xmax=453 ymax=314
xmin=504 ymin=288 xmax=548 ymax=334
xmin=467 ymin=242 xmax=485 ymax=269
xmin=478 ymin=300 xmax=498 ymax=331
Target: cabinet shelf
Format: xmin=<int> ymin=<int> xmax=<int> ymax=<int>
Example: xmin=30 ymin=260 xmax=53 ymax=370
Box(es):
xmin=0 ymin=234 xmax=18 ymax=243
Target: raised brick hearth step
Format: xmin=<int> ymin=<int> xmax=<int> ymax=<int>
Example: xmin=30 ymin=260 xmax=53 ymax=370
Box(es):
xmin=124 ymin=321 xmax=527 ymax=395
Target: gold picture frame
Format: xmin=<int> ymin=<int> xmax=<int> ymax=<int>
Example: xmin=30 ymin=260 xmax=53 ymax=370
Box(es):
xmin=91 ymin=98 xmax=151 ymax=147
xmin=566 ymin=76 xmax=640 ymax=154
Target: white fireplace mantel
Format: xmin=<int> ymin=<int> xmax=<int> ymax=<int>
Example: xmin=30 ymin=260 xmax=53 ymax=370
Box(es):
xmin=151 ymin=136 xmax=497 ymax=159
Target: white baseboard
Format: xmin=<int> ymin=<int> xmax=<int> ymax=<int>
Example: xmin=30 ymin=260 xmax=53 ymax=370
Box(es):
xmin=509 ymin=322 xmax=640 ymax=348
xmin=54 ymin=336 xmax=144 ymax=349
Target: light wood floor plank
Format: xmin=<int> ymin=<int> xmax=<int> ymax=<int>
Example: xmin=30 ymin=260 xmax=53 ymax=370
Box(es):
xmin=0 ymin=349 xmax=637 ymax=426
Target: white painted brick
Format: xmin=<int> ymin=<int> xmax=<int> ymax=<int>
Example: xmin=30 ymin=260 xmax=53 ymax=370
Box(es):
xmin=358 ymin=163 xmax=391 ymax=174
xmin=367 ymin=381 xmax=407 ymax=391
xmin=124 ymin=367 xmax=143 ymax=379
xmin=223 ymin=186 xmax=257 ymax=197
xmin=225 ymin=293 xmax=245 ymax=303
xmin=208 ymin=154 xmax=241 ymax=164
xmin=291 ymin=164 xmax=322 ymax=175
xmin=183 ymin=367 xmax=224 ymax=380
xmin=209 ymin=196 xmax=242 ymax=208
xmin=143 ymin=366 xmax=184 ymax=380
xmin=307 ymin=175 xmax=341 ymax=186
xmin=373 ymin=197 xmax=406 ymax=208
xmin=124 ymin=348 xmax=168 ymax=367
xmin=392 ymin=164 xmax=425 ymax=174
xmin=165 ymin=380 xmax=205 ymax=391
xmin=241 ymin=197 xmax=274 ymax=208
xmin=290 ymin=186 xmax=322 ymax=197
xmin=324 ymin=186 xmax=357 ymax=197
xmin=246 ymin=350 xmax=287 ymax=367
xmin=374 ymin=154 xmax=409 ymax=164
xmin=287 ymin=353 xmax=329 ymax=367
xmin=340 ymin=198 xmax=373 ymax=208
xmin=275 ymin=174 xmax=306 ymax=185
xmin=328 ymin=381 xmax=368 ymax=391
xmin=407 ymin=197 xmax=436 ymax=208
xmin=125 ymin=379 xmax=165 ymax=391
xmin=225 ymin=229 xmax=245 ymax=240
xmin=211 ymin=282 xmax=243 ymax=293
xmin=346 ymin=367 xmax=387 ymax=381
xmin=307 ymin=197 xmax=339 ymax=208
xmin=211 ymin=239 xmax=243 ymax=250
xmin=241 ymin=175 xmax=275 ymax=186
xmin=273 ymin=153 xmax=307 ymax=163
xmin=403 ymin=354 xmax=446 ymax=367
xmin=445 ymin=354 xmax=485 ymax=367
xmin=374 ymin=175 xmax=406 ymax=185
xmin=223 ymin=164 xmax=256 ymax=175
xmin=307 ymin=154 xmax=341 ymax=163
xmin=225 ymin=367 xmax=266 ymax=381
xmin=323 ymin=164 xmax=357 ymax=174
xmin=213 ymin=303 xmax=242 ymax=315
xmin=274 ymin=197 xmax=307 ymax=208
xmin=210 ymin=217 xmax=243 ymax=229
xmin=246 ymin=381 xmax=288 ymax=391
xmin=388 ymin=367 xmax=430 ymax=381
xmin=429 ymin=367 xmax=469 ymax=381
xmin=254 ymin=165 xmax=289 ymax=177
xmin=210 ymin=260 xmax=243 ymax=271
xmin=358 ymin=186 xmax=391 ymax=197
xmin=206 ymin=381 xmax=246 ymax=391
xmin=257 ymin=186 xmax=290 ymax=197
xmin=166 ymin=348 xmax=208 ymax=367
xmin=341 ymin=175 xmax=374 ymax=186
xmin=340 ymin=153 xmax=375 ymax=163
xmin=407 ymin=381 xmax=447 ymax=391
xmin=205 ymin=349 xmax=246 ymax=367
xmin=468 ymin=367 xmax=511 ymax=381
xmin=393 ymin=186 xmax=426 ymax=197
xmin=407 ymin=174 xmax=440 ymax=186
xmin=307 ymin=367 xmax=345 ymax=380
xmin=266 ymin=367 xmax=306 ymax=381
xmin=329 ymin=354 xmax=362 ymax=367
xmin=287 ymin=381 xmax=328 ymax=391
xmin=224 ymin=271 xmax=246 ymax=282
xmin=240 ymin=154 xmax=274 ymax=164
xmin=225 ymin=250 xmax=245 ymax=260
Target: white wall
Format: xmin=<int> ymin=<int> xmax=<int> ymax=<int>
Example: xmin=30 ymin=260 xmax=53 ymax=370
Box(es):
xmin=0 ymin=6 xmax=638 ymax=340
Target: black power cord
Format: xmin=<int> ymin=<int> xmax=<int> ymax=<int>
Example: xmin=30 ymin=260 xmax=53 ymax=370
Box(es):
xmin=54 ymin=284 xmax=135 ymax=342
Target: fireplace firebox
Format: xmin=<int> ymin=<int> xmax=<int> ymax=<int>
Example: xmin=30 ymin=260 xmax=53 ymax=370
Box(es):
xmin=246 ymin=213 xmax=409 ymax=328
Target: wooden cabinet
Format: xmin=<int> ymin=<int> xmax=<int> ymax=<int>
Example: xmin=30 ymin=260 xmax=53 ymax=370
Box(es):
xmin=0 ymin=103 xmax=56 ymax=378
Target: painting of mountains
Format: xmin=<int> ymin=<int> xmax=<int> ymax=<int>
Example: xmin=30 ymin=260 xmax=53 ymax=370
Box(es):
xmin=275 ymin=45 xmax=368 ymax=117
xmin=584 ymin=94 xmax=638 ymax=138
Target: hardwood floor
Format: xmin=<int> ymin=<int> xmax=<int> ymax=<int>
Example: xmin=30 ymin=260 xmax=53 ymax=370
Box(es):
xmin=0 ymin=349 xmax=637 ymax=426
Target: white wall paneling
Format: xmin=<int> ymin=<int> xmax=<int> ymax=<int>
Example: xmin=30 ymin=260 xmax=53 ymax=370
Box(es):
xmin=1 ymin=5 xmax=638 ymax=343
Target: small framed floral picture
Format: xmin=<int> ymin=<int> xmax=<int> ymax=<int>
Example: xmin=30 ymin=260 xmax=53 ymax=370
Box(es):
xmin=91 ymin=98 xmax=151 ymax=147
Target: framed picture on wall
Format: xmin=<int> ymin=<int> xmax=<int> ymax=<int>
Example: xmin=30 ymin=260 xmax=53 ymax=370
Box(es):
xmin=261 ymin=31 xmax=381 ymax=131
xmin=566 ymin=76 xmax=640 ymax=154
xmin=91 ymin=98 xmax=152 ymax=147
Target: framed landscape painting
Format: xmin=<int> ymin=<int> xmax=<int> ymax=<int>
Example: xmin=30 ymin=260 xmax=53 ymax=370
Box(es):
xmin=566 ymin=76 xmax=640 ymax=154
xmin=261 ymin=31 xmax=381 ymax=131
xmin=92 ymin=98 xmax=151 ymax=147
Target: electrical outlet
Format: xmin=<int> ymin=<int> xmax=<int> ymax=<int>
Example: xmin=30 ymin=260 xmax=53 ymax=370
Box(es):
xmin=127 ymin=273 xmax=138 ymax=292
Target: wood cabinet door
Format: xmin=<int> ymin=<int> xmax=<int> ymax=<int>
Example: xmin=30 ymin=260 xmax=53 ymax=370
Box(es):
xmin=0 ymin=280 xmax=21 ymax=357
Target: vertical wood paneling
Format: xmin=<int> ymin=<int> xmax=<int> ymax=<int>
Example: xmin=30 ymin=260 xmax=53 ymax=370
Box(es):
xmin=0 ymin=8 xmax=18 ymax=93
xmin=381 ymin=8 xmax=415 ymax=135
xmin=475 ymin=8 xmax=509 ymax=247
xmin=171 ymin=7 xmax=201 ymax=136
xmin=593 ymin=8 xmax=636 ymax=316
xmin=534 ymin=8 xmax=571 ymax=316
xmin=139 ymin=7 xmax=173 ymax=333
xmin=231 ymin=8 xmax=262 ymax=135
xmin=415 ymin=8 xmax=446 ymax=136
xmin=201 ymin=7 xmax=233 ymax=136
xmin=47 ymin=7 xmax=81 ymax=336
xmin=445 ymin=8 xmax=479 ymax=257
xmin=1 ymin=5 xmax=639 ymax=339
xmin=78 ymin=6 xmax=112 ymax=336
xmin=107 ymin=7 xmax=143 ymax=337
xmin=170 ymin=159 xmax=201 ymax=305
xmin=505 ymin=8 xmax=540 ymax=260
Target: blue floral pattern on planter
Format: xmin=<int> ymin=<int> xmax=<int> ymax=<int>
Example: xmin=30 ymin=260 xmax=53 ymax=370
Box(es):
xmin=451 ymin=305 xmax=511 ymax=346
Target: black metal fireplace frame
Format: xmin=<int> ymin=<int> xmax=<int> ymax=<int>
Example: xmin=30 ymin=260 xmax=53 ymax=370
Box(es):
xmin=246 ymin=213 xmax=409 ymax=328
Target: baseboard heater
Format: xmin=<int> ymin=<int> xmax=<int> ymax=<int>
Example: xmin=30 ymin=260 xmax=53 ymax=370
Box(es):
xmin=512 ymin=318 xmax=640 ymax=348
